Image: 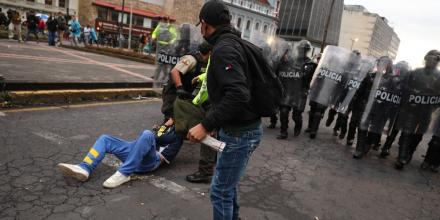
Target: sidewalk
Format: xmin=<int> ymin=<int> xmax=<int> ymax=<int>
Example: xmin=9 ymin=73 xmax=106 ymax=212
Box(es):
xmin=0 ymin=39 xmax=163 ymax=107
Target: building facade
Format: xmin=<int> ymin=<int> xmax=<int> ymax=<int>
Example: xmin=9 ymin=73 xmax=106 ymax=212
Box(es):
xmin=223 ymin=0 xmax=280 ymax=40
xmin=0 ymin=0 xmax=78 ymax=18
xmin=339 ymin=5 xmax=400 ymax=60
xmin=78 ymin=0 xmax=174 ymax=33
xmin=277 ymin=0 xmax=344 ymax=55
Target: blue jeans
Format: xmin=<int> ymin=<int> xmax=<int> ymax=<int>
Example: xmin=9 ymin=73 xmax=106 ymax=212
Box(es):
xmin=78 ymin=129 xmax=183 ymax=176
xmin=210 ymin=124 xmax=262 ymax=220
xmin=48 ymin=31 xmax=56 ymax=46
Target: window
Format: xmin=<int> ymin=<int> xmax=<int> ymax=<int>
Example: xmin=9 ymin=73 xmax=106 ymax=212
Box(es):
xmin=111 ymin=10 xmax=119 ymax=22
xmin=133 ymin=15 xmax=144 ymax=26
xmin=263 ymin=25 xmax=267 ymax=33
xmin=97 ymin=7 xmax=108 ymax=20
xmin=255 ymin=22 xmax=259 ymax=30
xmin=237 ymin=17 xmax=242 ymax=28
xmin=245 ymin=20 xmax=250 ymax=30
xmin=59 ymin=0 xmax=66 ymax=8
xmin=45 ymin=0 xmax=52 ymax=5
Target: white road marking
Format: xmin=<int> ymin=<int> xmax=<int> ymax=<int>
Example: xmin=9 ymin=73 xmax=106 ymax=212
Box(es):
xmin=0 ymin=112 xmax=5 ymax=117
xmin=33 ymin=131 xmax=65 ymax=145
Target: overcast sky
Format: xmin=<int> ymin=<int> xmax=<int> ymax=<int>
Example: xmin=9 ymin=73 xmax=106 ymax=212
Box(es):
xmin=344 ymin=0 xmax=440 ymax=67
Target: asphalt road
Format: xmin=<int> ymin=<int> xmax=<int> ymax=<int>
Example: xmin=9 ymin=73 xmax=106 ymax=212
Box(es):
xmin=0 ymin=39 xmax=156 ymax=83
xmin=0 ymin=100 xmax=439 ymax=220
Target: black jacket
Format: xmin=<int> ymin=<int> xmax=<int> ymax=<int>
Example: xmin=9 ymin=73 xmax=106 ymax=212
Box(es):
xmin=26 ymin=14 xmax=39 ymax=29
xmin=201 ymin=25 xmax=259 ymax=131
xmin=46 ymin=18 xmax=58 ymax=32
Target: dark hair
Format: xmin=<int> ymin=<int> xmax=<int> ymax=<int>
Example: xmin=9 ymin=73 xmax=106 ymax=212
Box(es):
xmin=198 ymin=41 xmax=212 ymax=55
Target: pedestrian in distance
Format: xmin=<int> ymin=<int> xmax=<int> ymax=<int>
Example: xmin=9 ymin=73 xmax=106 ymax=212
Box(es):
xmin=83 ymin=24 xmax=91 ymax=46
xmin=57 ymin=119 xmax=184 ymax=188
xmin=25 ymin=11 xmax=40 ymax=43
xmin=69 ymin=15 xmax=81 ymax=47
xmin=7 ymin=9 xmax=22 ymax=42
xmin=46 ymin=15 xmax=58 ymax=46
xmin=0 ymin=8 xmax=9 ymax=29
xmin=138 ymin=32 xmax=147 ymax=54
xmin=56 ymin=12 xmax=66 ymax=46
xmin=89 ymin=26 xmax=99 ymax=47
xmin=37 ymin=16 xmax=45 ymax=36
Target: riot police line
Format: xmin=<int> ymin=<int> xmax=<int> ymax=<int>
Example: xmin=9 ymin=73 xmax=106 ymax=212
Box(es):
xmin=249 ymin=33 xmax=440 ymax=173
xmin=151 ymin=25 xmax=440 ymax=173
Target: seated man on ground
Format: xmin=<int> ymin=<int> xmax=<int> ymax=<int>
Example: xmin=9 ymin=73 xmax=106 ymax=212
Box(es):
xmin=57 ymin=119 xmax=183 ymax=188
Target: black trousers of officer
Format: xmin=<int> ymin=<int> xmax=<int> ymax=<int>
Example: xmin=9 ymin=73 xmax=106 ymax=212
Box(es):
xmin=308 ymin=101 xmax=327 ymax=134
xmin=347 ymin=109 xmax=362 ymax=141
xmin=397 ymin=133 xmax=424 ymax=165
xmin=279 ymin=105 xmax=302 ymax=133
xmin=199 ymin=143 xmax=217 ymax=175
xmin=334 ymin=113 xmax=349 ymax=137
xmin=424 ymin=135 xmax=440 ymax=168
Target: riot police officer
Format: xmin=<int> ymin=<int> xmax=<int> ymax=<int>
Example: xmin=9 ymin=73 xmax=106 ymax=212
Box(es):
xmin=421 ymin=115 xmax=440 ymax=172
xmin=394 ymin=50 xmax=440 ymax=170
xmin=353 ymin=56 xmax=396 ymax=158
xmin=277 ymin=40 xmax=315 ymax=139
xmin=379 ymin=61 xmax=411 ymax=158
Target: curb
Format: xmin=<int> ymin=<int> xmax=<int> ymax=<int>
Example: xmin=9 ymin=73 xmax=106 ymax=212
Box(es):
xmin=2 ymin=88 xmax=162 ymax=108
xmin=3 ymin=82 xmax=154 ymax=91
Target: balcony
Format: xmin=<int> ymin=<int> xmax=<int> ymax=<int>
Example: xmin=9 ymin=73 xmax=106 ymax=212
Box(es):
xmin=0 ymin=0 xmax=76 ymax=14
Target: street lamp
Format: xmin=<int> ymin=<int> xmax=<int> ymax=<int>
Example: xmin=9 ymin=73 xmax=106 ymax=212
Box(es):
xmin=350 ymin=38 xmax=359 ymax=50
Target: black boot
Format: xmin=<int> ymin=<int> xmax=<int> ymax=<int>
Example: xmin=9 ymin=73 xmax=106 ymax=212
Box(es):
xmin=380 ymin=136 xmax=394 ymax=158
xmin=395 ymin=134 xmax=412 ymax=170
xmin=421 ymin=136 xmax=440 ymax=172
xmin=326 ymin=109 xmax=336 ymax=127
xmin=186 ymin=171 xmax=212 ymax=183
xmin=293 ymin=115 xmax=302 ymax=137
xmin=305 ymin=112 xmax=312 ymax=133
xmin=277 ymin=131 xmax=288 ymax=139
xmin=353 ymin=129 xmax=368 ymax=159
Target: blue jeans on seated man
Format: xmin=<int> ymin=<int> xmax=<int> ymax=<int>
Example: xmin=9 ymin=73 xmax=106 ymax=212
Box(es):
xmin=210 ymin=124 xmax=262 ymax=220
xmin=79 ymin=128 xmax=183 ymax=176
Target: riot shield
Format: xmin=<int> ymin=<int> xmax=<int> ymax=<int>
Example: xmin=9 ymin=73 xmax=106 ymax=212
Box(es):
xmin=397 ymin=67 xmax=440 ymax=135
xmin=276 ymin=42 xmax=313 ymax=111
xmin=309 ymin=46 xmax=372 ymax=110
xmin=153 ymin=23 xmax=203 ymax=82
xmin=360 ymin=57 xmax=402 ymax=134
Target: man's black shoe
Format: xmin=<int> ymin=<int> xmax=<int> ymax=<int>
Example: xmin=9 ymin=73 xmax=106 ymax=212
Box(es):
xmin=186 ymin=171 xmax=212 ymax=183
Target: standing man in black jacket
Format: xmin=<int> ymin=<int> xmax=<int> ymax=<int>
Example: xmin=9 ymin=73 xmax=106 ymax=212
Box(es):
xmin=187 ymin=1 xmax=263 ymax=219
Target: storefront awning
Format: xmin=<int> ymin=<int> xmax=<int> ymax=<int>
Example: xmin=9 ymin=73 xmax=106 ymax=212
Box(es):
xmin=92 ymin=0 xmax=175 ymax=20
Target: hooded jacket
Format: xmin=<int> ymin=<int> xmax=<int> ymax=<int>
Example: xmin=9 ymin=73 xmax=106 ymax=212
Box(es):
xmin=201 ymin=25 xmax=260 ymax=132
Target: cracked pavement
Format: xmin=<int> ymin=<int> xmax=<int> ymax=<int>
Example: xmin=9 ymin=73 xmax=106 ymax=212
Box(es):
xmin=0 ymin=100 xmax=439 ymax=220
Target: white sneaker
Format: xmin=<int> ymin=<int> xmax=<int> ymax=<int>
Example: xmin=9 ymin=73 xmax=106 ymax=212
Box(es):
xmin=57 ymin=163 xmax=89 ymax=182
xmin=102 ymin=171 xmax=131 ymax=188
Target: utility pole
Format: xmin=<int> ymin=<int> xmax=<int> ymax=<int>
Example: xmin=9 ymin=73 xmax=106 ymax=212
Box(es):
xmin=119 ymin=0 xmax=126 ymax=48
xmin=128 ymin=1 xmax=133 ymax=50
xmin=66 ymin=0 xmax=70 ymax=16
xmin=320 ymin=0 xmax=336 ymax=53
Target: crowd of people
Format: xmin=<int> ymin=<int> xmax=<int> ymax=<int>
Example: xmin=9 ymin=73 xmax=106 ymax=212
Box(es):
xmin=0 ymin=8 xmax=100 ymax=47
xmin=52 ymin=1 xmax=439 ymax=220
